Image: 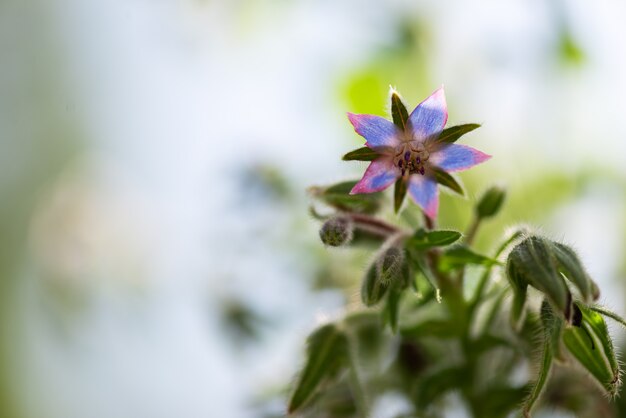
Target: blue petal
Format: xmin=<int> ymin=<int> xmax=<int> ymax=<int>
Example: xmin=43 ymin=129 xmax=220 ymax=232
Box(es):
xmin=429 ymin=144 xmax=491 ymax=173
xmin=347 ymin=113 xmax=400 ymax=149
xmin=408 ymin=174 xmax=439 ymax=219
xmin=409 ymin=87 xmax=448 ymax=140
xmin=350 ymin=157 xmax=399 ymax=194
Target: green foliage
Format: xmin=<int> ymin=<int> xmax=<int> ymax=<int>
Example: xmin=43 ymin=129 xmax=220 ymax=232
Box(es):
xmin=406 ymin=229 xmax=462 ymax=250
xmin=292 ymin=89 xmax=625 ymax=418
xmin=438 ymin=245 xmax=499 ymax=271
xmin=288 ymin=324 xmax=349 ymax=413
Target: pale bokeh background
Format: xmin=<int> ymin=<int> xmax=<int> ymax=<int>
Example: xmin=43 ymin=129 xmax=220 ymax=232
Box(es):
xmin=2 ymin=1 xmax=626 ymax=417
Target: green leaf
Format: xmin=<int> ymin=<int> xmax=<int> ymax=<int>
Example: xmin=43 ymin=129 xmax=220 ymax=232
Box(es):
xmin=342 ymin=147 xmax=379 ymax=161
xmin=393 ymin=178 xmax=407 ymax=213
xmin=431 ymin=166 xmax=464 ymax=195
xmin=476 ymin=185 xmax=506 ymax=219
xmin=343 ymin=312 xmax=384 ymax=361
xmin=311 ymin=180 xmax=382 ymax=214
xmin=288 ymin=324 xmax=349 ymax=413
xmin=436 ymin=123 xmax=481 ymax=144
xmin=401 ymin=318 xmax=461 ymax=339
xmin=390 ymin=91 xmax=410 ymax=131
xmin=470 ymin=333 xmax=516 ymax=356
xmin=417 ymin=366 xmax=468 ymax=408
xmin=439 ymin=245 xmax=500 ymax=271
xmin=474 ymin=386 xmax=530 ymax=418
xmin=406 ymin=228 xmax=462 ymax=250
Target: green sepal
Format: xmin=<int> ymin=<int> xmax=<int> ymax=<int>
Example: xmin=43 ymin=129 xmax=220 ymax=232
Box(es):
xmin=506 ymin=257 xmax=528 ymax=330
xmin=436 ymin=123 xmax=481 ymax=144
xmin=551 ymin=242 xmax=597 ymax=302
xmin=288 ymin=323 xmax=350 ymax=413
xmin=383 ymin=285 xmax=404 ymax=333
xmin=342 ymin=147 xmax=379 ymax=161
xmin=393 ymin=178 xmax=407 ymax=213
xmin=406 ymin=228 xmax=462 ymax=250
xmin=563 ymin=303 xmax=621 ymax=397
xmin=390 ymin=91 xmax=410 ymax=131
xmin=521 ymin=330 xmax=554 ymax=418
xmin=590 ymin=305 xmax=626 ymax=329
xmin=431 ymin=166 xmax=464 ymax=195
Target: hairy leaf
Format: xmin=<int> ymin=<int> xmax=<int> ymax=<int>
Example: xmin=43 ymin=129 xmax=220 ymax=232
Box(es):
xmin=288 ymin=324 xmax=349 ymax=413
xmin=406 ymin=229 xmax=462 ymax=250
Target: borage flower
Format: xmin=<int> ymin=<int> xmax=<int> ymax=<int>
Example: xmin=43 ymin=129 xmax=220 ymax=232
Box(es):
xmin=344 ymin=87 xmax=490 ymax=219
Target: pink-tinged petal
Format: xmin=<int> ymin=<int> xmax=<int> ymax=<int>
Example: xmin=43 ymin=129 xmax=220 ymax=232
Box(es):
xmin=350 ymin=157 xmax=400 ymax=194
xmin=409 ymin=87 xmax=448 ymax=140
xmin=347 ymin=113 xmax=400 ymax=149
xmin=408 ymin=174 xmax=439 ymax=219
xmin=429 ymin=144 xmax=491 ymax=173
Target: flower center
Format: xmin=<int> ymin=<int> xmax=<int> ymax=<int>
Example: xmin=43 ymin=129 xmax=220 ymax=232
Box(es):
xmin=394 ymin=141 xmax=430 ymax=177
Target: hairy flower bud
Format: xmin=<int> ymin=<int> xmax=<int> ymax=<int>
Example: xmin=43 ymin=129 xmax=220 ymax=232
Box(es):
xmin=377 ymin=246 xmax=405 ymax=284
xmin=507 ymin=235 xmax=601 ymax=324
xmin=507 ymin=235 xmax=572 ymax=322
xmin=476 ymin=185 xmax=506 ymax=219
xmin=319 ymin=217 xmax=353 ymax=247
xmin=362 ymin=245 xmax=410 ymax=306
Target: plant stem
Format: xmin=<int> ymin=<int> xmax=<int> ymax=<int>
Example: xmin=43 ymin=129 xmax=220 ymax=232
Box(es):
xmin=464 ymin=216 xmax=481 ymax=246
xmin=349 ymin=213 xmax=403 ymax=235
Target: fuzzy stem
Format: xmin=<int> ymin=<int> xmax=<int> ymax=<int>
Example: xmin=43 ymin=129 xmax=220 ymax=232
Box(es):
xmin=349 ymin=213 xmax=403 ymax=235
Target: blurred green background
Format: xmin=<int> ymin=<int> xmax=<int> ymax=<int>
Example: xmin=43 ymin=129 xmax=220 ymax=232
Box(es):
xmin=1 ymin=0 xmax=626 ymax=417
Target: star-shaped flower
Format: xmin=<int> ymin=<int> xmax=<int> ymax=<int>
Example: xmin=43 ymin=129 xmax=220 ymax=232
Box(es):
xmin=344 ymin=87 xmax=491 ymax=219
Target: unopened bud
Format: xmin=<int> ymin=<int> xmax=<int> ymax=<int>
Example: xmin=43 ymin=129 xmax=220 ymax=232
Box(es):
xmin=476 ymin=185 xmax=506 ymax=219
xmin=377 ymin=247 xmax=405 ymax=284
xmin=551 ymin=242 xmax=599 ymax=302
xmin=319 ymin=217 xmax=353 ymax=247
xmin=362 ymin=245 xmax=409 ymax=306
xmin=361 ymin=262 xmax=390 ymax=306
xmin=507 ymin=235 xmax=572 ymax=322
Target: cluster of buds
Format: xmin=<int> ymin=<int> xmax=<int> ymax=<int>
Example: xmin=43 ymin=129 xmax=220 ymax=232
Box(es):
xmin=507 ymin=236 xmax=622 ymax=416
